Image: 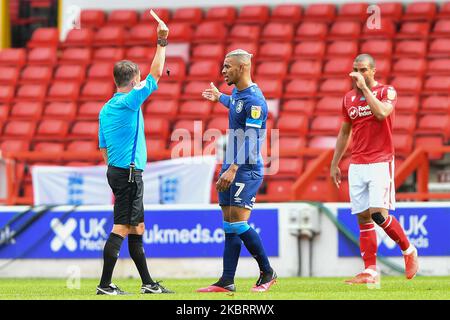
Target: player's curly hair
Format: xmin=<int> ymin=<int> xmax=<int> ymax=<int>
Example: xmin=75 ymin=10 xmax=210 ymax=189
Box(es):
xmin=113 ymin=60 xmax=140 ymax=88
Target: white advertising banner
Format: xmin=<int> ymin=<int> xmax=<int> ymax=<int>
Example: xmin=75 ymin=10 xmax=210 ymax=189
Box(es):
xmin=32 ymin=156 xmax=216 ymax=205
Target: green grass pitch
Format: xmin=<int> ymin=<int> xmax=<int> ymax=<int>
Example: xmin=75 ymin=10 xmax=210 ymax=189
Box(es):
xmin=0 ymin=276 xmax=449 ymax=300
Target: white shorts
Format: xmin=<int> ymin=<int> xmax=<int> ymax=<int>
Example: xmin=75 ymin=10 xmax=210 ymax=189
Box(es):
xmin=348 ymin=161 xmax=395 ymax=215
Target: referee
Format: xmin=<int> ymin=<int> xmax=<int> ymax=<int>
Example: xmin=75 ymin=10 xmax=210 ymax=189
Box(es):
xmin=96 ymin=21 xmax=173 ymax=295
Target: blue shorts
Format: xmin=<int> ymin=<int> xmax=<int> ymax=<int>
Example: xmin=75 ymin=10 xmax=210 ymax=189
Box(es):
xmin=218 ymin=168 xmax=263 ymax=210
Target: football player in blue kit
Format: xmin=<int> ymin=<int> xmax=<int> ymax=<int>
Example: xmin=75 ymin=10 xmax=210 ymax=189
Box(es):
xmin=197 ymin=49 xmax=277 ymax=293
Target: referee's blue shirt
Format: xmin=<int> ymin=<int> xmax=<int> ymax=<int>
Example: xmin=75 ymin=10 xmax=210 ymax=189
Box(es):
xmin=98 ymin=74 xmax=158 ymax=171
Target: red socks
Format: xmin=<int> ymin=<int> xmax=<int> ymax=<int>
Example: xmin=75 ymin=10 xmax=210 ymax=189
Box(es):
xmin=359 ymin=223 xmax=377 ymax=270
xmin=380 ymin=215 xmax=410 ymax=251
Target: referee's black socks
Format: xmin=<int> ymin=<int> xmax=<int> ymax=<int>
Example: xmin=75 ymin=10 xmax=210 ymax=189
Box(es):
xmin=99 ymin=232 xmax=124 ymax=288
xmin=128 ymin=234 xmax=154 ymax=285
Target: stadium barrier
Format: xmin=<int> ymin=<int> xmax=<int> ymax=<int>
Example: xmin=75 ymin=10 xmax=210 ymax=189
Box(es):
xmin=0 ymin=202 xmax=448 ymax=279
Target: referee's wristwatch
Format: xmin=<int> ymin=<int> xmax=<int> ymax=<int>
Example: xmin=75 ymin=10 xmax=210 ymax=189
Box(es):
xmin=157 ymin=38 xmax=168 ymax=47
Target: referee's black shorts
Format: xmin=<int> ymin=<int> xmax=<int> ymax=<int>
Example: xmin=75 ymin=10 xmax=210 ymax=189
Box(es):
xmin=107 ymin=165 xmax=144 ymax=226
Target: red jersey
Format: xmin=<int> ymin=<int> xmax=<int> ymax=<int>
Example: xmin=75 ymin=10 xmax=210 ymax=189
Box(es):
xmin=342 ymin=83 xmax=397 ymax=164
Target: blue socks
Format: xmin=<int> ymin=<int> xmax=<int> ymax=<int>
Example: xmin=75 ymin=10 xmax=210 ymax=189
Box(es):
xmin=236 ymin=223 xmax=272 ymax=274
xmin=222 ymin=222 xmax=242 ymax=281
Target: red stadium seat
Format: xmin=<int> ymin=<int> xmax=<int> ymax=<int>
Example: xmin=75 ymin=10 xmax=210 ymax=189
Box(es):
xmin=360 ymin=40 xmax=393 ymax=58
xmin=80 ymin=10 xmax=106 ymax=29
xmin=329 ymin=21 xmax=361 ymax=40
xmin=337 ymin=3 xmax=368 ymax=21
xmin=403 ymin=2 xmax=437 ymax=21
xmin=315 ymin=96 xmax=343 ymax=115
xmin=191 ymin=44 xmax=225 ymax=62
xmin=427 ymin=58 xmax=450 ymax=75
xmin=77 ymin=101 xmax=104 ymax=120
xmin=146 ymin=138 xmax=167 ymax=154
xmin=393 ymin=134 xmax=413 ymax=156
xmin=66 ymin=140 xmax=98 ymax=152
xmin=164 ymin=58 xmax=186 ymax=81
xmin=69 ymin=121 xmax=99 ymax=139
xmin=106 ymin=10 xmax=138 ymax=27
xmin=417 ymin=115 xmax=450 ymax=139
xmin=145 ymin=99 xmax=178 ymax=118
xmin=323 ymin=58 xmax=353 ymax=77
xmin=63 ymin=29 xmax=94 ymax=47
xmin=59 ymin=47 xmax=92 ymax=65
xmin=0 ymin=103 xmax=9 ymax=121
xmin=182 ymin=81 xmax=209 ymax=100
xmin=362 ymin=18 xmax=396 ymax=39
xmin=393 ymin=114 xmax=417 ymax=134
xmin=0 ymin=66 xmax=20 ymax=85
xmin=0 ymin=85 xmax=15 ymax=104
xmin=293 ymin=42 xmax=326 ymax=59
xmin=27 ymin=28 xmax=59 ymax=48
xmin=125 ymin=46 xmax=156 ymax=62
xmin=205 ymin=6 xmax=236 ymax=25
xmin=258 ymin=42 xmax=292 ymax=62
xmin=172 ymin=8 xmax=203 ymax=24
xmin=211 ymin=103 xmax=229 ymax=116
xmin=308 ymin=136 xmax=337 ymax=149
xmin=3 ymin=120 xmax=36 ymax=139
xmin=178 ymin=100 xmax=212 ymax=120
xmin=152 ymin=82 xmax=181 ymax=100
xmin=392 ymin=58 xmax=427 ymax=76
xmin=276 ymin=114 xmax=308 ymax=136
xmin=326 ymin=40 xmax=358 ymax=58
xmin=87 ymin=63 xmax=114 ymax=81
xmin=20 ymin=65 xmax=54 ymax=85
xmin=33 ymin=142 xmax=65 ymax=152
xmin=27 ymin=47 xmax=57 ymax=65
xmin=295 ymin=22 xmax=328 ymax=40
xmin=281 ymin=99 xmax=315 ymax=116
xmin=43 ymin=102 xmax=77 ymax=120
xmin=288 ymin=59 xmax=321 ymax=79
xmin=188 ymin=61 xmax=221 ymax=81
xmin=255 ymin=79 xmax=283 ymax=98
xmin=421 ymin=95 xmax=450 ymax=113
xmin=46 ymin=82 xmax=79 ymax=102
xmin=93 ymin=26 xmax=125 ymax=47
xmin=228 ymin=24 xmax=261 ymax=42
xmin=270 ymin=4 xmax=302 ymax=23
xmin=54 ymin=65 xmax=85 ymax=83
xmin=126 ymin=24 xmax=157 ymax=46
xmin=261 ymin=23 xmax=295 ymax=42
xmin=0 ymin=140 xmax=30 ymax=152
xmin=272 ymin=158 xmax=303 ymax=178
xmin=304 ymin=4 xmax=336 ymax=21
xmin=10 ymin=102 xmax=43 ymax=120
xmin=193 ymin=22 xmax=228 ymax=43
xmin=93 ymin=47 xmax=125 ymax=62
xmin=168 ymin=23 xmax=194 ymax=42
xmin=79 ymin=81 xmax=114 ymax=101
xmin=226 ymin=42 xmax=258 ymax=57
xmin=218 ymin=81 xmax=233 ymax=95
xmin=428 ymin=39 xmax=450 ymax=57
xmin=144 ymin=117 xmax=170 ymax=139
xmin=391 ymin=76 xmax=423 ymax=94
xmin=310 ymin=116 xmax=341 ymax=135
xmin=397 ymin=21 xmax=431 ymax=39
xmin=319 ymin=79 xmax=352 ymax=95
xmin=423 ymin=76 xmax=450 ymax=94
xmin=414 ymin=135 xmax=445 ymax=160
xmin=374 ymin=58 xmax=391 ymax=77
xmin=140 ymin=8 xmax=170 ymax=24
xmin=237 ymin=5 xmax=269 ymax=24
xmin=256 ymin=61 xmax=287 ymax=79
xmin=438 ymin=2 xmax=450 ymax=18
xmin=276 ymin=136 xmax=307 ymax=155
xmin=284 ymin=79 xmax=318 ymax=98
xmin=0 ymin=48 xmax=26 ymax=67
xmin=15 ymin=84 xmax=47 ymax=102
xmin=396 ymin=95 xmax=419 ymax=114
xmin=395 ymin=40 xmax=427 ymax=58
xmin=266 ymin=180 xmax=294 ymax=199
xmin=378 ymin=2 xmax=403 ymax=21
xmin=207 ymin=117 xmax=228 ymax=134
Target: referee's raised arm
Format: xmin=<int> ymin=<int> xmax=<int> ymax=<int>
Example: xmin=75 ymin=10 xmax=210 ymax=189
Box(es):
xmin=149 ymin=21 xmax=169 ymax=83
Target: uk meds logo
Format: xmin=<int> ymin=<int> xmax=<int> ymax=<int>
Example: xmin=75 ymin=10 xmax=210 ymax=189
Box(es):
xmin=50 ymin=218 xmax=77 ymax=252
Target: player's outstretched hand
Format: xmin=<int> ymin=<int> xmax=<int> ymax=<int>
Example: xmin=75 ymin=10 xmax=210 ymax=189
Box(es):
xmin=202 ymin=82 xmax=221 ymax=102
xmin=330 ymin=165 xmax=341 ymax=189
